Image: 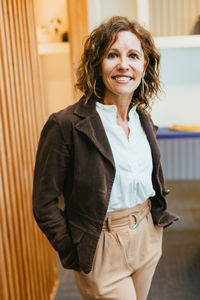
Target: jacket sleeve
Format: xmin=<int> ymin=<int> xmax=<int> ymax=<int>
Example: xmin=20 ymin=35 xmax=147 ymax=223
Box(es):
xmin=149 ymin=117 xmax=180 ymax=227
xmin=32 ymin=114 xmax=72 ymax=253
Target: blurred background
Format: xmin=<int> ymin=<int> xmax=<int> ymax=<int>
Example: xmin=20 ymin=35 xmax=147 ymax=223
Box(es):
xmin=1 ymin=0 xmax=200 ymax=299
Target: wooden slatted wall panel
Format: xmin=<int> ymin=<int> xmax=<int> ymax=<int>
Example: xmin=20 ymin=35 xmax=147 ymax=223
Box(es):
xmin=149 ymin=0 xmax=200 ymax=36
xmin=0 ymin=0 xmax=58 ymax=299
xmin=67 ymin=0 xmax=89 ymax=100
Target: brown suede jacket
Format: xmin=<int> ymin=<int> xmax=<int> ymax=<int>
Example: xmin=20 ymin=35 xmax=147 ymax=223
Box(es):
xmin=32 ymin=96 xmax=179 ymax=274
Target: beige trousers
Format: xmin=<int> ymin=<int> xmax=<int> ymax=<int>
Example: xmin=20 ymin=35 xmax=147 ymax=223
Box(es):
xmin=74 ymin=199 xmax=163 ymax=300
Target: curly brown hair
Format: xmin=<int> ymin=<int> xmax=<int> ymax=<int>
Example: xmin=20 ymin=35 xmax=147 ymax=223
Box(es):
xmin=76 ymin=16 xmax=161 ymax=111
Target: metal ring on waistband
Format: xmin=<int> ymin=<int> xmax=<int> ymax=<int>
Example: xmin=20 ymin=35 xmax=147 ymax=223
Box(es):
xmin=129 ymin=213 xmax=141 ymax=229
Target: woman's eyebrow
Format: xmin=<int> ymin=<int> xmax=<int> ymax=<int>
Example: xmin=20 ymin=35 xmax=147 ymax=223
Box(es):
xmin=108 ymin=48 xmax=119 ymax=52
xmin=108 ymin=47 xmax=142 ymax=54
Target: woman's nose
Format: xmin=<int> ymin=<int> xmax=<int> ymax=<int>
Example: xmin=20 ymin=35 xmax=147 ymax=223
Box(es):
xmin=117 ymin=57 xmax=129 ymax=70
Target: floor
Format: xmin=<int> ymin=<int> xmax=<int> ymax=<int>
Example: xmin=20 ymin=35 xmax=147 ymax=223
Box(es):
xmin=55 ymin=180 xmax=200 ymax=300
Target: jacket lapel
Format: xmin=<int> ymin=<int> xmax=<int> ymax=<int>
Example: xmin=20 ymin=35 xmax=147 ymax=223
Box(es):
xmin=74 ymin=97 xmax=115 ymax=168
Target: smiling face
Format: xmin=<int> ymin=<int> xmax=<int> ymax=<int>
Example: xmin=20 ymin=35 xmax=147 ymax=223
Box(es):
xmin=101 ymin=31 xmax=146 ymax=102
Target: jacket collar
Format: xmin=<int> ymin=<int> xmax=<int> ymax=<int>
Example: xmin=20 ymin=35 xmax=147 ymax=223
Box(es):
xmin=74 ymin=96 xmax=116 ymax=168
xmin=73 ymin=96 xmax=160 ymax=169
xmin=73 ymin=96 xmax=96 ymax=118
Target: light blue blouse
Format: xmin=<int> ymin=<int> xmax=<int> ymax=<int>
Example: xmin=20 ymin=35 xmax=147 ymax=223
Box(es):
xmin=96 ymin=102 xmax=155 ymax=211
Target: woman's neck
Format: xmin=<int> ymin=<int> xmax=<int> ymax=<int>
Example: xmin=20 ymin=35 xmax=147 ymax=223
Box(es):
xmin=103 ymin=94 xmax=133 ymax=122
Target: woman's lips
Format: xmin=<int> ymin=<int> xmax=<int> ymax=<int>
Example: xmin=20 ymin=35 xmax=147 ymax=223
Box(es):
xmin=112 ymin=75 xmax=133 ymax=82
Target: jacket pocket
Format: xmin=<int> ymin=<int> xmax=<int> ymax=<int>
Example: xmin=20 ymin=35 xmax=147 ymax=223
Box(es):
xmin=58 ymin=245 xmax=80 ymax=271
xmin=58 ymin=224 xmax=84 ymax=271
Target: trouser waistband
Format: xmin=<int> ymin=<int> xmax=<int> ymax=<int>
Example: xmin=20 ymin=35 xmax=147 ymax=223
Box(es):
xmin=102 ymin=198 xmax=151 ymax=231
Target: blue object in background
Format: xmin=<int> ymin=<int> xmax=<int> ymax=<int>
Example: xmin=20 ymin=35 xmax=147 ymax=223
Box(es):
xmin=157 ymin=127 xmax=200 ymax=139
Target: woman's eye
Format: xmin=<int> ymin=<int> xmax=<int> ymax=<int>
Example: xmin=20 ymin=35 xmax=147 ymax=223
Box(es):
xmin=130 ymin=53 xmax=138 ymax=59
xmin=108 ymin=52 xmax=118 ymax=59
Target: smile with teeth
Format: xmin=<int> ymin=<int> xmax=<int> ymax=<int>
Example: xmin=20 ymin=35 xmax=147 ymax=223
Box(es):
xmin=112 ymin=76 xmax=133 ymax=82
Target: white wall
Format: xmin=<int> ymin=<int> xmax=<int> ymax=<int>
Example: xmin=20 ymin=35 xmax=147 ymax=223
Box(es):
xmin=40 ymin=52 xmax=73 ymax=116
xmin=34 ymin=0 xmax=73 ymax=117
xmin=87 ymin=0 xmax=137 ymax=31
xmin=100 ymin=0 xmax=137 ymax=23
xmin=151 ymin=47 xmax=200 ymax=127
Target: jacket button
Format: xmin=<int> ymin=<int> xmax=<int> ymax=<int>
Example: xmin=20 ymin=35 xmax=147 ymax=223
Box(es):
xmin=163 ymin=188 xmax=170 ymax=196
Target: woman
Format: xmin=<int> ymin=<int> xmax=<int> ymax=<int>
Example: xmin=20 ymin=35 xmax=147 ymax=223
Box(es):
xmin=33 ymin=16 xmax=179 ymax=300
